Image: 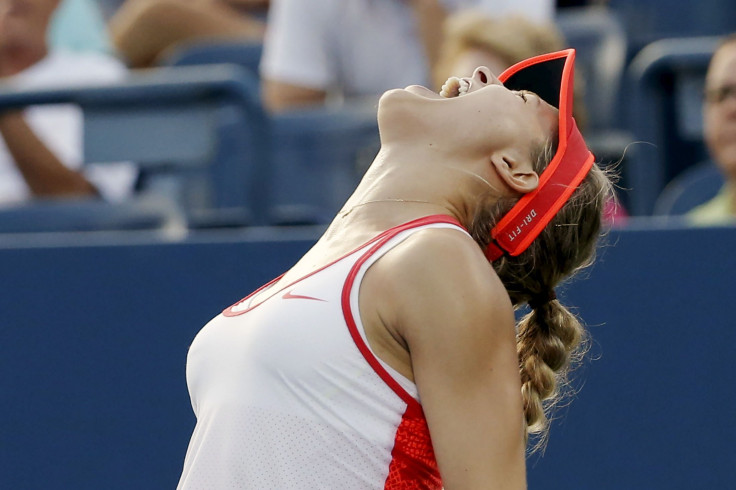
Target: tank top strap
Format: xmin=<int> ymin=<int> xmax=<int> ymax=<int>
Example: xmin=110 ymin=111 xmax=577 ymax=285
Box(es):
xmin=343 ymin=216 xmax=470 ymax=406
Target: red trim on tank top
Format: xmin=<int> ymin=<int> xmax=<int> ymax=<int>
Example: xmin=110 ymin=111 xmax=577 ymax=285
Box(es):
xmin=223 ymin=215 xmax=464 ymax=317
xmin=341 ymin=215 xmax=464 ymax=407
xmin=222 ymin=275 xmax=284 ymax=316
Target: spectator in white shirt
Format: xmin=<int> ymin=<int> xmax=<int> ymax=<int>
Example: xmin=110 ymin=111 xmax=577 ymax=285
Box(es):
xmin=0 ymin=0 xmax=135 ymax=205
xmin=260 ymin=0 xmax=555 ymax=112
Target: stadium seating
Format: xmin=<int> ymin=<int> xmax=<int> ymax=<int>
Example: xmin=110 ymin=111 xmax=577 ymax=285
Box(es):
xmin=0 ymin=63 xmax=270 ymax=231
xmin=0 ymin=196 xmax=179 ymax=233
xmin=624 ymin=36 xmax=721 ymax=215
xmin=556 ymin=7 xmax=634 ymax=210
xmin=556 ymin=7 xmax=628 ymax=131
xmin=163 ymin=40 xmax=263 ymax=78
xmin=268 ymin=103 xmax=380 ymax=225
xmin=653 ymin=160 xmax=725 ymax=216
xmin=162 ymin=40 xmax=381 ymax=225
xmin=608 ymin=0 xmax=736 ymax=55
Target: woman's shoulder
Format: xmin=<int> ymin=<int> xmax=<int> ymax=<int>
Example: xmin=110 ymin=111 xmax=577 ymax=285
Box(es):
xmin=374 ymin=225 xmax=510 ymax=311
xmin=366 ymin=222 xmax=517 ymax=367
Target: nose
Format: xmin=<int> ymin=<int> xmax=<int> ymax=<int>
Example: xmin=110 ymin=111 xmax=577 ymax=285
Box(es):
xmin=464 ymin=66 xmax=501 ymax=93
xmin=473 ymin=66 xmax=501 ymax=86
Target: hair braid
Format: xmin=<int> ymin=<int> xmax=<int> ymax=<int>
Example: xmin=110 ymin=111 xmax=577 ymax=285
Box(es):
xmin=469 ymin=140 xmax=615 ymax=452
xmin=516 ymin=301 xmax=588 ymax=448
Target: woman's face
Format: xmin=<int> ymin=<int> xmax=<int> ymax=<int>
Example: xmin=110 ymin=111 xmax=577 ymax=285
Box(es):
xmin=0 ymin=0 xmax=58 ymax=51
xmin=378 ymin=66 xmax=558 ymax=163
xmin=704 ymin=41 xmax=736 ymax=179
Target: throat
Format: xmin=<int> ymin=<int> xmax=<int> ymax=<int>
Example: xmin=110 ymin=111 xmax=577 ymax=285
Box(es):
xmin=339 ymin=198 xmax=435 ymax=218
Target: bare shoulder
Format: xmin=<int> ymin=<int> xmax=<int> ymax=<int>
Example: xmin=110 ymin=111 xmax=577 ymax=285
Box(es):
xmin=371 ymin=226 xmax=514 ymax=338
xmin=370 ymin=227 xmax=527 ymax=488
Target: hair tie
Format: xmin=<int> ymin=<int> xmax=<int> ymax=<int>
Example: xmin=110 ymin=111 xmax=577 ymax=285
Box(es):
xmin=528 ymin=289 xmax=557 ymax=310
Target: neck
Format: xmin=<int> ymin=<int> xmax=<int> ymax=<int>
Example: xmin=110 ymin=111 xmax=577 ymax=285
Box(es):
xmin=340 ymin=144 xmax=503 ymax=228
xmin=726 ymin=180 xmax=736 ymax=215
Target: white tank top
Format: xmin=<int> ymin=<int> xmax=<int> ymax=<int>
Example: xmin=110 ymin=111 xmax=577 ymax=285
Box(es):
xmin=177 ymin=215 xmax=468 ymax=489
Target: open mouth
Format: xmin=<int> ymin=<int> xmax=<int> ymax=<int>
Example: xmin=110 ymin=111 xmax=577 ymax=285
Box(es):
xmin=439 ymin=77 xmax=471 ymax=98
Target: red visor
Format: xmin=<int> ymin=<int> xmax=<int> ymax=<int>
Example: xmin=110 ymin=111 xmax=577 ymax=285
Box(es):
xmin=484 ymin=49 xmax=595 ymax=261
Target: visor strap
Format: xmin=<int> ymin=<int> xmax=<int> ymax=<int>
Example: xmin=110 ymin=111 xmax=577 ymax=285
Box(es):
xmin=484 ymin=240 xmax=505 ymax=262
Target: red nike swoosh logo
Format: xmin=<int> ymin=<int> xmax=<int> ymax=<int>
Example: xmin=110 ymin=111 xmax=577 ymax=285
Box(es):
xmin=282 ymin=291 xmax=326 ymax=302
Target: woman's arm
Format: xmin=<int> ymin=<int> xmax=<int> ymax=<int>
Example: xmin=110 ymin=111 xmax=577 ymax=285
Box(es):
xmin=217 ymin=0 xmax=269 ymax=10
xmin=375 ymin=228 xmax=527 ymax=489
xmin=261 ymin=79 xmax=327 ymax=112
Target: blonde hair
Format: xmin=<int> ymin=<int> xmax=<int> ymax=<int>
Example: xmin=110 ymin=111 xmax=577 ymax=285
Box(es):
xmin=434 ymin=11 xmax=588 ymax=130
xmin=434 ymin=11 xmax=566 ymax=90
xmin=470 ymin=137 xmax=614 ymax=451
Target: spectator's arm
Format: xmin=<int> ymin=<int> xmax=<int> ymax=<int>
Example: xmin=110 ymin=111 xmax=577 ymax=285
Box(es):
xmin=259 ymin=0 xmax=333 ymax=112
xmin=0 ymin=111 xmax=98 ymax=198
xmin=110 ymin=0 xmax=266 ymax=68
xmin=218 ymin=0 xmax=270 ymax=10
xmin=407 ymin=0 xmax=448 ymax=73
xmin=261 ymin=78 xmax=326 ymax=112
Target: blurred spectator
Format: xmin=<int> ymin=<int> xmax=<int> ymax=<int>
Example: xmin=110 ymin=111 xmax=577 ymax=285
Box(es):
xmin=434 ymin=12 xmax=564 ymax=83
xmin=556 ymin=0 xmax=608 ymax=7
xmin=48 ymin=0 xmax=113 ymax=54
xmin=688 ymin=34 xmax=736 ymax=225
xmin=260 ymin=0 xmax=555 ymax=112
xmin=109 ymin=0 xmax=268 ymax=68
xmin=96 ymin=0 xmax=125 ymax=20
xmin=433 ymin=10 xmax=588 ymax=132
xmin=0 ymin=0 xmax=135 ymax=205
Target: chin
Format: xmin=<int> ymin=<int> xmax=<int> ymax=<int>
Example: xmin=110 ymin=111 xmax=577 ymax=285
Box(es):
xmin=377 ymin=88 xmax=412 ymax=115
xmin=379 ymin=87 xmax=408 ymax=103
xmin=377 ymin=88 xmax=430 ymax=140
xmin=379 ymin=85 xmax=441 ymax=104
xmin=378 ymin=86 xmax=439 ymax=115
xmin=404 ymin=85 xmax=443 ymax=99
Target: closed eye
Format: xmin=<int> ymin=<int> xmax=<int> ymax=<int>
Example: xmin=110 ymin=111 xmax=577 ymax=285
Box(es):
xmin=516 ymin=90 xmax=528 ymax=103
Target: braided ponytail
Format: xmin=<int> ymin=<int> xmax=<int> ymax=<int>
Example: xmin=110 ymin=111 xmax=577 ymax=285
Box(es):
xmin=470 ymin=140 xmax=614 ymax=451
xmin=517 ymin=300 xmax=588 ymax=449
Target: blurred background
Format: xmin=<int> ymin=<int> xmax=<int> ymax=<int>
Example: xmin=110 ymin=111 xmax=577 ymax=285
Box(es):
xmin=1 ymin=0 xmax=735 ymax=487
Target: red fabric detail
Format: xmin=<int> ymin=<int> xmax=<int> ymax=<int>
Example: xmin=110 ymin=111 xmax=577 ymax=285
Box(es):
xmin=384 ymin=403 xmax=442 ymax=489
xmin=223 ymin=275 xmax=283 ymax=316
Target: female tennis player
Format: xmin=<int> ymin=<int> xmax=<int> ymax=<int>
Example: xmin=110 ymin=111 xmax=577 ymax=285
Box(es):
xmin=177 ymin=49 xmax=612 ymax=489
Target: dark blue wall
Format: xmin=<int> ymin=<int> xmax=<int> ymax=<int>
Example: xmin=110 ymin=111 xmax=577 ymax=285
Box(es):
xmin=527 ymin=224 xmax=736 ymax=488
xmin=1 ymin=224 xmax=734 ymax=489
xmin=0 ymin=228 xmax=317 ymax=490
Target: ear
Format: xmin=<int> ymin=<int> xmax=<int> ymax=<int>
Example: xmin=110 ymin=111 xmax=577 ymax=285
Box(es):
xmin=490 ymin=152 xmax=539 ymax=194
